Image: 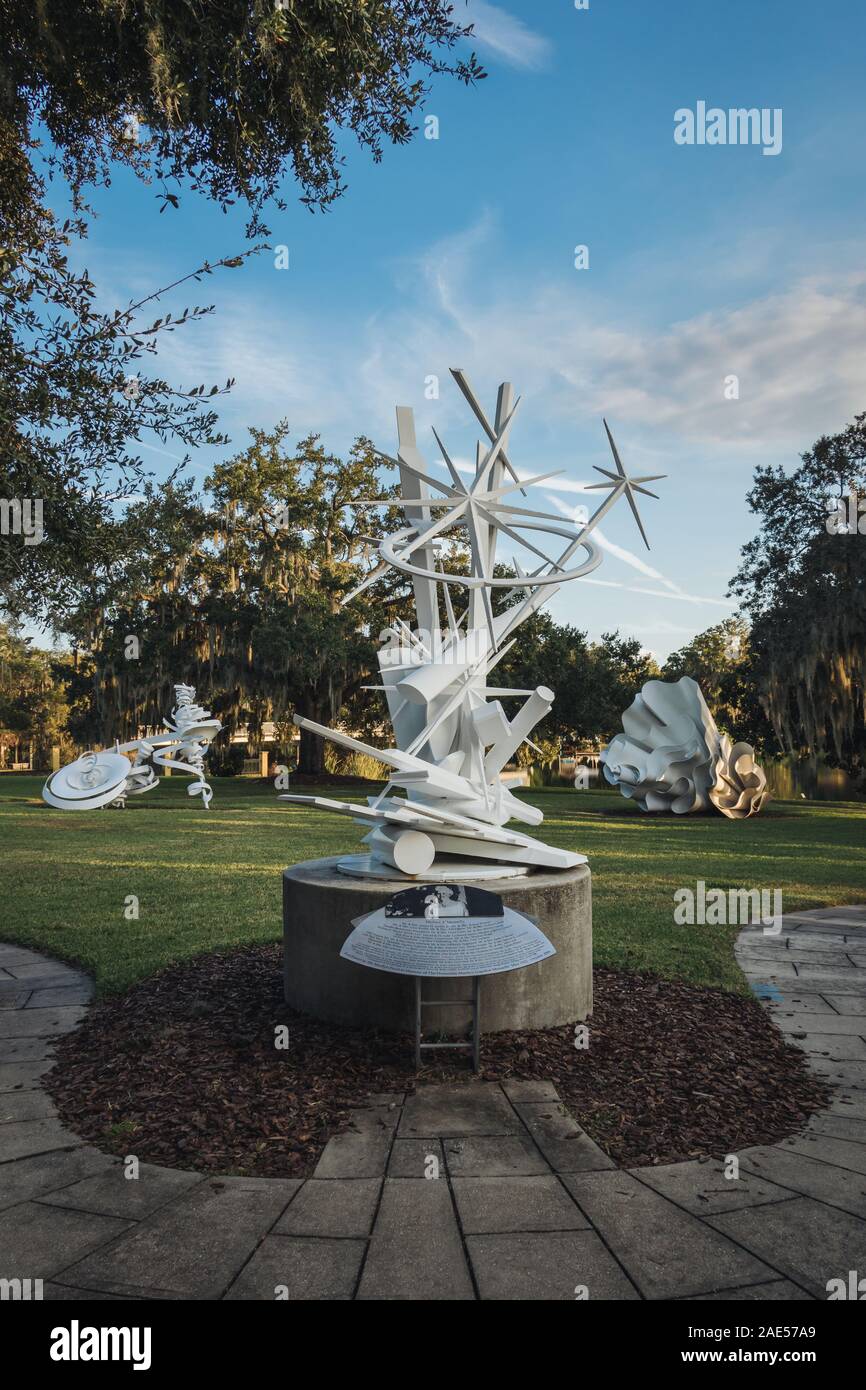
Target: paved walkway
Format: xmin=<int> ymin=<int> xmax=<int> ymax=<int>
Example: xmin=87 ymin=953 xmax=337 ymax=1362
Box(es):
xmin=2 ymin=906 xmax=866 ymax=1300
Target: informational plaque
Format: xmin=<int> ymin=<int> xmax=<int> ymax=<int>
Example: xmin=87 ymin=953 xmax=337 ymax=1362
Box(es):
xmin=340 ymin=883 xmax=555 ymax=978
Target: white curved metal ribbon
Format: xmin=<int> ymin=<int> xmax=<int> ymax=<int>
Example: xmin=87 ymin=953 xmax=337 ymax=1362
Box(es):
xmin=42 ymin=685 xmax=222 ymax=812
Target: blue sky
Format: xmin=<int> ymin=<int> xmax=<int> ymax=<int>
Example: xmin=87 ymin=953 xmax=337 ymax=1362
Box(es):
xmin=60 ymin=0 xmax=866 ymax=658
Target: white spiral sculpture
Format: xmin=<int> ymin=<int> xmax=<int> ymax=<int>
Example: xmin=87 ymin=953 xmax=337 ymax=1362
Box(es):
xmin=43 ymin=684 xmax=221 ymax=811
xmin=600 ymin=677 xmax=768 ymax=819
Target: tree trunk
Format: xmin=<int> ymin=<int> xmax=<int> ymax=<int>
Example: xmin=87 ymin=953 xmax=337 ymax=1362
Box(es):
xmin=297 ymin=720 xmax=326 ymax=776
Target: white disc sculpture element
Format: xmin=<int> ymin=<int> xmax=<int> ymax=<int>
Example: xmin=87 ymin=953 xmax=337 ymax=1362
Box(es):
xmin=282 ymin=369 xmax=666 ymax=878
xmin=43 ymin=685 xmax=221 ymax=811
xmin=600 ymin=676 xmax=768 ymax=819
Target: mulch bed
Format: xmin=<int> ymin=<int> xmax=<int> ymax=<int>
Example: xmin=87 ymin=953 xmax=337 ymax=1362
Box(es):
xmin=46 ymin=945 xmax=831 ymax=1176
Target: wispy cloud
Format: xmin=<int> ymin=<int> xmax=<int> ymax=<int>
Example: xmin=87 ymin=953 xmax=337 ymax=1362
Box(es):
xmin=93 ymin=212 xmax=858 ymax=655
xmin=462 ymin=1 xmax=553 ymax=72
xmin=448 ymin=456 xmax=727 ymax=609
xmin=542 ymin=493 xmax=728 ymax=609
xmin=545 ymin=493 xmax=679 ymax=588
xmin=401 ymin=219 xmax=866 ymax=454
xmin=110 ymin=213 xmax=866 ymax=468
xmin=138 ymin=441 xmax=187 ymax=465
xmin=580 ymin=577 xmax=730 ymax=608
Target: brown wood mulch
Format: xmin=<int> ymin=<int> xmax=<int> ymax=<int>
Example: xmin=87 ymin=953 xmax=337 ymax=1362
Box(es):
xmin=45 ymin=945 xmax=831 ymax=1177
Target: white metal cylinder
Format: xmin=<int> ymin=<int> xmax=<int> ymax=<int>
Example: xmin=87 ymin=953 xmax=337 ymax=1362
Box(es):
xmin=366 ymin=827 xmax=436 ymax=876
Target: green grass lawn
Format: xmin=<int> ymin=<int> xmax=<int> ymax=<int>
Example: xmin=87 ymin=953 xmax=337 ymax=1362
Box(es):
xmin=1 ymin=774 xmax=863 ymax=996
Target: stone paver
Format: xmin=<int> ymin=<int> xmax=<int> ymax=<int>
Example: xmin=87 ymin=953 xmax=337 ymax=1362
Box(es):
xmin=60 ymin=1177 xmax=302 ymax=1299
xmin=41 ymin=1282 xmax=139 ymax=1301
xmin=783 ymin=932 xmax=859 ymax=951
xmin=688 ymin=1280 xmax=814 ymax=1301
xmin=829 ymin=1090 xmax=866 ymax=1118
xmin=357 ymin=1178 xmax=474 ymax=1300
xmin=776 ymin=1011 xmax=866 ymax=1036
xmin=274 ymin=1178 xmax=381 ymax=1238
xmin=777 ymin=1131 xmax=866 ymax=1177
xmin=563 ymin=1170 xmax=777 ymax=1299
xmin=791 ymin=969 xmax=866 ymax=991
xmin=0 ymin=1147 xmax=115 ymax=1213
xmin=632 ymin=1159 xmax=798 ymax=1215
xmin=0 ymin=1059 xmax=54 ymax=1092
xmin=25 ymin=984 xmax=94 ymax=1009
xmin=786 ymin=909 xmax=866 ymax=924
xmin=499 ymin=1079 xmax=559 ymax=1103
xmin=729 ymin=909 xmax=866 ymax=1303
xmin=743 ymin=945 xmax=840 ymax=967
xmin=1 ymin=962 xmax=84 ymax=986
xmin=3 ymin=913 xmax=866 ymax=1300
xmin=824 ymin=993 xmax=866 ymax=1015
xmin=1 ymin=1037 xmax=58 ymax=1062
xmin=795 ymin=1034 xmax=866 ymax=1061
xmin=444 ymin=1134 xmax=549 ymax=1177
xmin=0 ymin=1005 xmax=86 ymax=1038
xmin=808 ymin=1112 xmax=866 ymax=1142
xmin=38 ymin=1162 xmax=204 ymax=1219
xmin=514 ymin=1100 xmax=615 ymax=1173
xmin=0 ymin=1200 xmax=132 ymax=1281
xmin=467 ymin=1230 xmax=640 ymax=1301
xmin=387 ymin=1138 xmax=444 ymax=1178
xmin=452 ymin=1175 xmax=588 ymax=1234
xmin=224 ymin=1236 xmax=365 ymax=1301
xmin=0 ymin=945 xmax=59 ymax=971
xmin=745 ymin=958 xmax=798 ymax=979
xmin=808 ymin=1058 xmax=866 ymax=1089
xmin=399 ymin=1083 xmax=520 ymax=1137
xmin=709 ymin=1198 xmax=866 ymax=1299
xmin=770 ymin=991 xmax=840 ymax=1015
xmin=0 ymin=1116 xmax=83 ymax=1163
xmin=0 ymin=1089 xmax=56 ymax=1123
xmin=0 ymin=985 xmax=31 ymax=1010
xmin=349 ymin=1103 xmax=401 ymax=1131
xmin=738 ymin=1145 xmax=866 ymax=1218
xmin=312 ymin=1110 xmax=396 ymax=1179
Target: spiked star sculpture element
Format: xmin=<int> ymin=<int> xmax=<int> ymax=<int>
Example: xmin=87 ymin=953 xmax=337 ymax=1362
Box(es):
xmin=586 ymin=420 xmax=665 ymax=550
xmin=281 ymin=371 xmax=666 ymax=880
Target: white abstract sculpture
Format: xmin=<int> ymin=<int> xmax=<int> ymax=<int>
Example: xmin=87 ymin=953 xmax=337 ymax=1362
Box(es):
xmin=282 ymin=369 xmax=665 ymax=878
xmin=600 ymin=676 xmax=768 ymax=819
xmin=711 ymin=738 xmax=769 ymax=819
xmin=43 ymin=685 xmax=221 ymax=811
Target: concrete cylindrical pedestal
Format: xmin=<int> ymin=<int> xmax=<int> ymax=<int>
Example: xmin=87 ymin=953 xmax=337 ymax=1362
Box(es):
xmin=282 ymin=856 xmax=592 ymax=1033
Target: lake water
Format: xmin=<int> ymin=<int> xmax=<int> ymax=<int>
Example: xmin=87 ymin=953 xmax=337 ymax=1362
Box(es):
xmin=762 ymin=756 xmax=864 ymax=803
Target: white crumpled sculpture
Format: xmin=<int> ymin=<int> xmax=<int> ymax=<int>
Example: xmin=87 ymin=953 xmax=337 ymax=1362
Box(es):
xmin=600 ymin=677 xmax=767 ymax=818
xmin=711 ymin=737 xmax=769 ymax=819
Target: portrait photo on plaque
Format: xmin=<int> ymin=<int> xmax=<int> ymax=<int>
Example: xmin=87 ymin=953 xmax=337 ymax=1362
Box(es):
xmin=386 ymin=884 xmax=502 ymax=921
xmin=340 ymin=884 xmax=555 ymax=978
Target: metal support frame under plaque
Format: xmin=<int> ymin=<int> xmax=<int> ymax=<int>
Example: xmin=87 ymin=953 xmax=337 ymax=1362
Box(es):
xmin=414 ymin=975 xmax=481 ymax=1073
